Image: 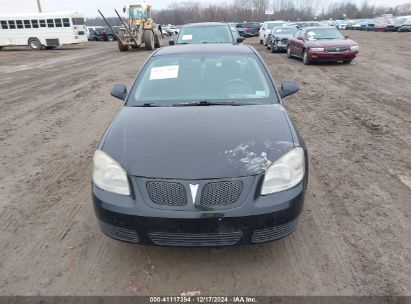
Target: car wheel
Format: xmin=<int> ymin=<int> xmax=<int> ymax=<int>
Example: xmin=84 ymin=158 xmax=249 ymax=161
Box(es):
xmin=144 ymin=30 xmax=154 ymax=50
xmin=303 ymin=50 xmax=311 ymax=65
xmin=287 ymin=46 xmax=292 ymax=58
xmin=154 ymin=31 xmax=162 ymax=48
xmin=28 ymin=38 xmax=42 ymax=51
xmin=259 ymin=39 xmax=263 ymax=44
xmin=107 ymin=35 xmax=114 ymax=42
xmin=271 ymin=45 xmax=276 ymax=53
xmin=343 ymin=59 xmax=353 ymax=64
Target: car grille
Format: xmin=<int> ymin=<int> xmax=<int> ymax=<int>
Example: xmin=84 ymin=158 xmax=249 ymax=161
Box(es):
xmin=281 ymin=38 xmax=288 ymax=44
xmin=148 ymin=231 xmax=243 ymax=246
xmin=78 ymin=31 xmax=85 ymax=35
xmin=98 ymin=219 xmax=139 ymax=243
xmin=326 ymin=47 xmax=349 ymax=52
xmin=200 ymin=180 xmax=243 ymax=207
xmin=146 ymin=181 xmax=187 ymax=206
xmin=251 ymin=217 xmax=299 ymax=243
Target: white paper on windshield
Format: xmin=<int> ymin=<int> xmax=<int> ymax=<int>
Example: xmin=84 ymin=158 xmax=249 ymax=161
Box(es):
xmin=182 ymin=34 xmax=193 ymax=40
xmin=149 ymin=65 xmax=179 ymax=80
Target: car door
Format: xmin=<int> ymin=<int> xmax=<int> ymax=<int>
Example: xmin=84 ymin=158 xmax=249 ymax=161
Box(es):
xmin=289 ymin=29 xmax=301 ymax=55
xmin=294 ymin=29 xmax=305 ymax=57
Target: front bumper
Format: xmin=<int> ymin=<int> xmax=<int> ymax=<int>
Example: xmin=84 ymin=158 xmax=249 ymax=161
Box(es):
xmin=271 ymin=41 xmax=287 ymax=51
xmin=309 ymin=50 xmax=358 ymax=62
xmin=92 ymin=177 xmax=306 ymax=246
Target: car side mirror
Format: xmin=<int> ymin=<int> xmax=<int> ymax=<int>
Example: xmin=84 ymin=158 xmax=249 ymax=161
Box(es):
xmin=110 ymin=84 xmax=127 ymax=101
xmin=236 ymin=37 xmax=245 ymax=43
xmin=279 ymin=81 xmax=299 ymax=98
xmin=169 ymin=40 xmax=175 ymax=45
xmin=297 ymin=36 xmax=304 ymax=41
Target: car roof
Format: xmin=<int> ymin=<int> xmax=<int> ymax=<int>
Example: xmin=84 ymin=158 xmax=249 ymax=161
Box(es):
xmin=183 ymin=22 xmax=229 ymax=27
xmin=153 ymin=43 xmax=254 ymax=56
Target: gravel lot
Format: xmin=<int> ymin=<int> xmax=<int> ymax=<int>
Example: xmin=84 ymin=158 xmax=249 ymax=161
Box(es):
xmin=0 ymin=31 xmax=410 ymax=296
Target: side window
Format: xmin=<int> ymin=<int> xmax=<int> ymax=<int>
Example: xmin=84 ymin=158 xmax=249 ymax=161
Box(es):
xmin=16 ymin=20 xmax=24 ymax=29
xmin=8 ymin=20 xmax=16 ymax=29
xmin=39 ymin=19 xmax=46 ymax=27
xmin=62 ymin=18 xmax=70 ymax=27
xmin=1 ymin=20 xmax=9 ymax=29
xmin=23 ymin=20 xmax=31 ymax=28
xmin=32 ymin=20 xmax=39 ymax=28
xmin=47 ymin=19 xmax=54 ymax=27
xmin=55 ymin=18 xmax=62 ymax=27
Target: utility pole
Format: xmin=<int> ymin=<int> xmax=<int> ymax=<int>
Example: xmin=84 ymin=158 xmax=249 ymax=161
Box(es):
xmin=37 ymin=0 xmax=42 ymax=13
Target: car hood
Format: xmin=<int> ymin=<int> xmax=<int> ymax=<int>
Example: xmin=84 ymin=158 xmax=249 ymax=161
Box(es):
xmin=306 ymin=38 xmax=357 ymax=47
xmin=273 ymin=34 xmax=293 ymax=39
xmin=102 ymin=105 xmax=295 ymax=179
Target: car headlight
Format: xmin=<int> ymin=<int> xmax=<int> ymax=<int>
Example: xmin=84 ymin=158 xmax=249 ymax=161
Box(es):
xmin=310 ymin=48 xmax=325 ymax=52
xmin=93 ymin=150 xmax=130 ymax=195
xmin=261 ymin=147 xmax=305 ymax=195
xmin=350 ymin=45 xmax=359 ymax=51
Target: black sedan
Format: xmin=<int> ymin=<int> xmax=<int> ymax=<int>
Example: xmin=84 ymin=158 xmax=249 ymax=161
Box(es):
xmin=268 ymin=26 xmax=298 ymax=53
xmin=92 ymin=44 xmax=308 ymax=246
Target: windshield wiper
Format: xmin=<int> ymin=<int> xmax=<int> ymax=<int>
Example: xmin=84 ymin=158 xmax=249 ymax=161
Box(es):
xmin=173 ymin=101 xmax=236 ymax=106
xmin=133 ymin=103 xmax=162 ymax=107
xmin=173 ymin=100 xmax=251 ymax=107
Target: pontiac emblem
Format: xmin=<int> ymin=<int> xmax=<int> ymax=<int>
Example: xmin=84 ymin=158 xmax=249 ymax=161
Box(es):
xmin=189 ymin=184 xmax=199 ymax=204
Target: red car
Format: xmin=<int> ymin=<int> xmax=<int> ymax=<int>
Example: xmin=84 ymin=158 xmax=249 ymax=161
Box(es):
xmin=287 ymin=27 xmax=359 ymax=64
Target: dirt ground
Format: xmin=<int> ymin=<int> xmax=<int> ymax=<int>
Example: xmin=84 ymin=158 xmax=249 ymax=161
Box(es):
xmin=0 ymin=31 xmax=410 ymax=296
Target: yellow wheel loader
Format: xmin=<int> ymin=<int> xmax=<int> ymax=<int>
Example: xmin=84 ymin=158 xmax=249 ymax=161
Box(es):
xmin=98 ymin=3 xmax=162 ymax=51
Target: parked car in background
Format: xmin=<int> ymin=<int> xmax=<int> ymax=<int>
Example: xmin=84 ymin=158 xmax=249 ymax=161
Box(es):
xmin=86 ymin=26 xmax=104 ymax=41
xmin=398 ymin=17 xmax=411 ymax=31
xmin=287 ymin=26 xmax=359 ymax=64
xmin=86 ymin=27 xmax=98 ymax=41
xmin=170 ymin=22 xmax=237 ymax=45
xmin=240 ymin=22 xmax=261 ymax=37
xmin=374 ymin=21 xmax=388 ymax=32
xmin=386 ymin=16 xmax=411 ymax=31
xmin=230 ymin=26 xmax=244 ymax=42
xmin=92 ymin=43 xmax=307 ymax=246
xmin=268 ymin=26 xmax=298 ymax=53
xmin=259 ymin=21 xmax=286 ymax=45
xmin=94 ymin=26 xmax=122 ymax=41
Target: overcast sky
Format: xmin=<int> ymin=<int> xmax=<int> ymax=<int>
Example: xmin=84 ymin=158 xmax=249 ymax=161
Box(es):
xmin=1 ymin=0 xmax=410 ymax=17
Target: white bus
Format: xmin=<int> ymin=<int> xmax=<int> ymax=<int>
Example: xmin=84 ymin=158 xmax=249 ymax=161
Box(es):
xmin=0 ymin=11 xmax=87 ymax=50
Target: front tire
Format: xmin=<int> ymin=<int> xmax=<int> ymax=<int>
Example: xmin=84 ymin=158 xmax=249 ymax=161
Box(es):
xmin=117 ymin=31 xmax=128 ymax=52
xmin=144 ymin=30 xmax=154 ymax=50
xmin=154 ymin=31 xmax=162 ymax=48
xmin=303 ymin=50 xmax=311 ymax=65
xmin=343 ymin=59 xmax=353 ymax=64
xmin=28 ymin=38 xmax=42 ymax=51
xmin=287 ymin=46 xmax=292 ymax=58
xmin=270 ymin=45 xmax=276 ymax=53
xmin=259 ymin=39 xmax=263 ymax=44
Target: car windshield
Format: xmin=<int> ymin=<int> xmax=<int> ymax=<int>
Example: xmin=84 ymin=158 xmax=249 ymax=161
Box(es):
xmin=128 ymin=54 xmax=276 ymax=106
xmin=305 ymin=28 xmax=344 ymax=40
xmin=177 ymin=26 xmax=233 ymax=44
xmin=273 ymin=27 xmax=297 ymax=34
